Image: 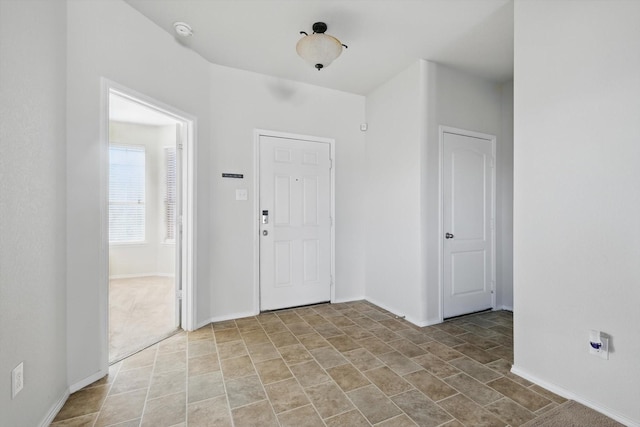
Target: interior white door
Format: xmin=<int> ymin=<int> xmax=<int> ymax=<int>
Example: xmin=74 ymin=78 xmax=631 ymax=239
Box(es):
xmin=443 ymin=130 xmax=495 ymax=318
xmin=259 ymin=135 xmax=332 ymax=311
xmin=173 ymin=124 xmax=182 ymax=329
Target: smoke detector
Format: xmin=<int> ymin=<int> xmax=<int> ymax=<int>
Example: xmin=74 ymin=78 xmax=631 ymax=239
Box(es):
xmin=173 ymin=22 xmax=193 ymax=37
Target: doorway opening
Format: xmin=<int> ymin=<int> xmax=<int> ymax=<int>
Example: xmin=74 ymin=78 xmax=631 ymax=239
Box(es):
xmin=106 ymin=85 xmax=195 ymax=363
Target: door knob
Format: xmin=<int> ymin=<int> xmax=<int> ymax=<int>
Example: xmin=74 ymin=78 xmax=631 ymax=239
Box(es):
xmin=262 ymin=230 xmax=268 ymax=236
xmin=445 ymin=232 xmax=454 ymax=239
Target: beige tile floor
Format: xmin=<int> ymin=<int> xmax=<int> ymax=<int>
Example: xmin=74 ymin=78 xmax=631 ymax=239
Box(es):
xmin=54 ymin=301 xmax=570 ymax=427
xmin=109 ymin=276 xmax=178 ymax=363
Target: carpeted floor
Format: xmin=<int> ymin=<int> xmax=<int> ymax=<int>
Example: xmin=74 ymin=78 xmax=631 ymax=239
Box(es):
xmin=522 ymin=400 xmax=624 ymax=427
xmin=109 ymin=275 xmax=178 ymax=363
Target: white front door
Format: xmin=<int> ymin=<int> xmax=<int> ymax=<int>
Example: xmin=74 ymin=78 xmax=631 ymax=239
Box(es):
xmin=259 ymin=135 xmax=332 ymax=311
xmin=442 ymin=129 xmax=495 ymax=318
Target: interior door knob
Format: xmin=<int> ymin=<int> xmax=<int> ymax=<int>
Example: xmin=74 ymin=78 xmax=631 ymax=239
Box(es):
xmin=445 ymin=232 xmax=454 ymax=239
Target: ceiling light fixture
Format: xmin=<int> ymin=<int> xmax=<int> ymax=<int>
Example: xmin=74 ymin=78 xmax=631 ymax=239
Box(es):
xmin=173 ymin=22 xmax=193 ymax=37
xmin=296 ymin=22 xmax=347 ymax=71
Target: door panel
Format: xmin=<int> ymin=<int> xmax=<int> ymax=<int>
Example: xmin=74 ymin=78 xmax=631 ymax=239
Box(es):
xmin=303 ymin=177 xmax=319 ymax=225
xmin=260 ymin=135 xmax=331 ymax=311
xmin=275 ymin=175 xmax=291 ymax=225
xmin=303 ymin=239 xmax=319 ymax=282
xmin=443 ymin=131 xmax=494 ymax=318
xmin=452 ymin=149 xmax=486 ymax=240
xmin=174 ymin=124 xmax=182 ymax=328
xmin=451 ymin=251 xmax=486 ymax=295
xmin=274 ymin=241 xmax=292 ymax=286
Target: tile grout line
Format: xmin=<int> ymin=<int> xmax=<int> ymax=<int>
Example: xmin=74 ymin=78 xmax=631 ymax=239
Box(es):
xmin=339 ymin=308 xmax=417 ymax=425
xmin=253 ymin=322 xmax=283 ymax=427
xmin=351 ymin=308 xmax=475 ymax=426
xmin=307 ymin=305 xmax=410 ymax=426
xmin=294 ymin=306 xmax=365 ymax=426
xmin=135 ymin=344 xmax=160 ymax=427
xmin=60 ymin=306 xmax=566 ymax=427
xmin=91 ymin=357 xmax=123 ymax=427
xmin=225 ymin=317 xmax=276 ymax=426
xmin=273 ymin=309 xmax=322 ymax=426
xmin=204 ymin=322 xmax=235 ymax=427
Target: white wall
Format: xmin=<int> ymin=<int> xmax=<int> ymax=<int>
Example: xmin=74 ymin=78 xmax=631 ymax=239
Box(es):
xmin=0 ymin=0 xmax=68 ymax=425
xmin=108 ymin=122 xmax=176 ymax=278
xmin=66 ymin=0 xmax=212 ymax=388
xmin=22 ymin=0 xmax=511 ymax=411
xmin=365 ymin=60 xmax=510 ymax=325
xmin=425 ymin=63 xmax=507 ymax=321
xmin=66 ymin=0 xmax=366 ymax=389
xmin=513 ymin=1 xmax=640 ymax=425
xmin=208 ymin=64 xmax=366 ymax=321
xmin=498 ymin=82 xmax=513 ymax=310
xmin=365 ymin=62 xmax=425 ymax=324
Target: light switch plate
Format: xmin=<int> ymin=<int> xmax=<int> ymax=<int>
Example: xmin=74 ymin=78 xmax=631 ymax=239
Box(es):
xmin=236 ymin=189 xmax=248 ymax=201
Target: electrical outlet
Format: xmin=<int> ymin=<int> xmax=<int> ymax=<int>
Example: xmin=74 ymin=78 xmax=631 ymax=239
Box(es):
xmin=12 ymin=362 xmax=24 ymax=398
xmin=589 ymin=330 xmax=609 ymax=360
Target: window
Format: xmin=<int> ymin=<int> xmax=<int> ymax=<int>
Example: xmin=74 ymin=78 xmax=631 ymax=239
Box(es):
xmin=164 ymin=147 xmax=177 ymax=242
xmin=109 ymin=145 xmax=145 ymax=243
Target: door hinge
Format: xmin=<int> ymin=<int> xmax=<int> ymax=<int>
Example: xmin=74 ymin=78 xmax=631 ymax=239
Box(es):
xmin=329 ymin=158 xmax=333 ymax=169
xmin=330 ymin=275 xmax=334 ymax=287
xmin=176 ymin=289 xmax=183 ymax=300
xmin=178 ymin=143 xmax=184 ymax=150
xmin=330 ymin=216 xmax=333 ymax=227
xmin=490 ymin=157 xmax=495 ymax=168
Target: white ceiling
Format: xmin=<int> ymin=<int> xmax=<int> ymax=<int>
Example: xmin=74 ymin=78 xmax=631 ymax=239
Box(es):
xmin=124 ymin=0 xmax=514 ymax=96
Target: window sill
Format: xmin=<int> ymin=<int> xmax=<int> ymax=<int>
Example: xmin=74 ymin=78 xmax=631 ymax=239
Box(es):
xmin=109 ymin=241 xmax=148 ymax=247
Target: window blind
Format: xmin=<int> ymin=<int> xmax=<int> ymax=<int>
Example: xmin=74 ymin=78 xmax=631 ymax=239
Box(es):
xmin=109 ymin=145 xmax=145 ymax=243
xmin=165 ymin=147 xmax=177 ymax=241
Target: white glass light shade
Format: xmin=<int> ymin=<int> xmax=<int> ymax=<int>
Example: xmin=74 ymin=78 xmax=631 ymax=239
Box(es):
xmin=296 ymin=33 xmax=343 ymax=69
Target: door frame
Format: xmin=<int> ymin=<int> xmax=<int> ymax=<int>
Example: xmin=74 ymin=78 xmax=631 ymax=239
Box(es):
xmin=100 ymin=78 xmax=198 ymax=370
xmin=253 ymin=129 xmax=336 ymax=313
xmin=438 ymin=125 xmax=496 ymax=321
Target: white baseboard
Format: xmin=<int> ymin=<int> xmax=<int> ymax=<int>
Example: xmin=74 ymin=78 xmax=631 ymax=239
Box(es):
xmin=39 ymin=388 xmax=69 ymax=427
xmin=200 ymin=298 xmax=444 ymax=331
xmin=69 ymin=368 xmax=108 ymax=394
xmin=200 ymin=298 xmax=381 ymax=329
xmin=200 ymin=310 xmax=259 ymax=329
xmin=109 ymin=273 xmax=174 ymax=280
xmin=332 ymin=297 xmax=441 ymax=324
xmin=364 ymin=297 xmax=438 ymax=328
xmin=333 ymin=296 xmax=366 ymax=304
xmin=511 ymin=365 xmax=638 ymax=427
xmin=497 ymin=305 xmax=513 ymax=312
xmin=421 ymin=317 xmax=444 ymax=327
